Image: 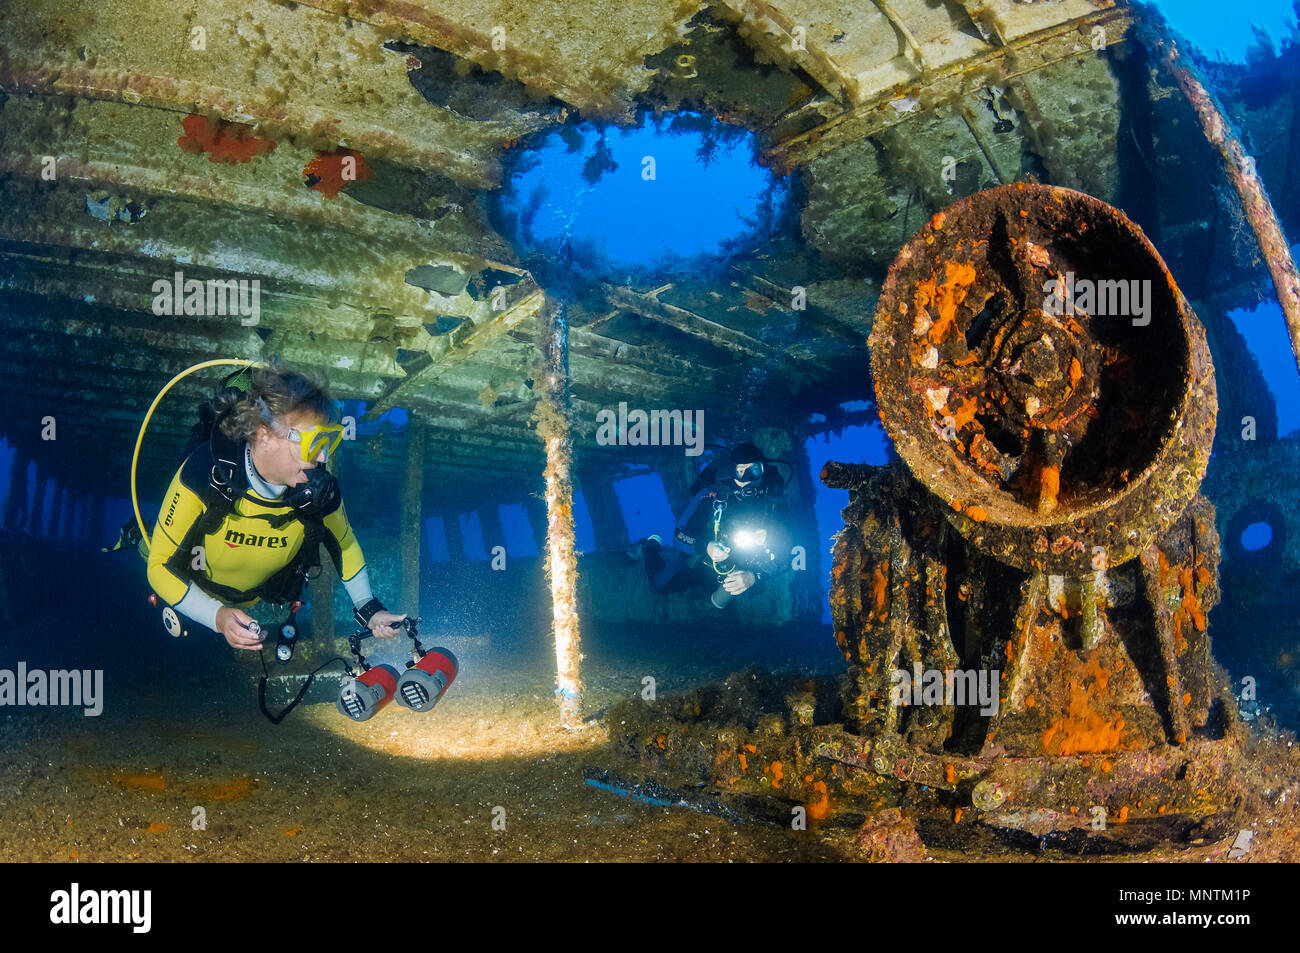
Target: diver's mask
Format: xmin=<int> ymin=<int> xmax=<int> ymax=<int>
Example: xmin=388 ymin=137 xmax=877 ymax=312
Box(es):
xmin=256 ymin=397 xmax=346 ymax=464
xmin=730 ymin=461 xmax=766 ymax=500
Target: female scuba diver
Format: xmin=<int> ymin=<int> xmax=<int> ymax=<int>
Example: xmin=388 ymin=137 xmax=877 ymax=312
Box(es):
xmin=145 ymin=364 xmax=407 ymax=651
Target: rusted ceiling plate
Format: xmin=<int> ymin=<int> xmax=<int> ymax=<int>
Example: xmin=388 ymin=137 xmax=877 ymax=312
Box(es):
xmin=288 ymin=0 xmax=708 ymax=119
xmin=0 ymin=93 xmax=503 ymax=262
xmin=869 ymin=182 xmax=1217 ymax=574
xmin=0 ymin=0 xmax=549 ymax=186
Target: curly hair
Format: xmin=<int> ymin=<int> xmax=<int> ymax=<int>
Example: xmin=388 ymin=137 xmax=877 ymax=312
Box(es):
xmin=214 ymin=363 xmax=339 ymax=443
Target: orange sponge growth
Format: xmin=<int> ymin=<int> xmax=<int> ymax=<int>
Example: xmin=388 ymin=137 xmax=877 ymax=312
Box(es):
xmin=304 ymin=148 xmax=373 ymax=198
xmin=192 ymin=777 xmax=257 ymax=801
xmin=1041 ymin=653 xmax=1136 ymax=757
xmin=107 ymin=770 xmax=167 ymax=791
xmin=178 ymin=115 xmax=277 ymax=164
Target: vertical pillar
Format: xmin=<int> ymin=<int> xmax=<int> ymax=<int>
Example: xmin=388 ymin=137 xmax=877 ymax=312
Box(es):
xmin=309 ymin=554 xmax=337 ymax=648
xmin=522 ymin=496 xmax=549 ymax=554
xmin=538 ymin=294 xmax=583 ymax=728
xmin=4 ymin=450 xmax=28 ymax=531
xmin=477 ymin=503 xmax=506 ymax=558
xmin=311 ymin=452 xmax=340 ymax=649
xmin=30 ymin=471 xmax=47 ymax=537
xmin=72 ymin=493 xmax=84 ymax=544
xmin=88 ymin=494 xmax=105 ymax=549
xmin=582 ymin=467 xmax=630 ymax=551
xmin=62 ymin=488 xmax=75 ymax=540
xmin=401 ymin=416 xmax=425 ymax=616
xmin=658 ymin=453 xmax=694 ymax=513
xmin=48 ymin=482 xmax=63 ymax=539
xmin=443 ymin=509 xmax=466 ymax=563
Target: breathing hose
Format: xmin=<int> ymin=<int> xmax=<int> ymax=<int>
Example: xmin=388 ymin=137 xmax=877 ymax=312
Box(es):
xmin=129 ymin=358 xmax=262 ymax=543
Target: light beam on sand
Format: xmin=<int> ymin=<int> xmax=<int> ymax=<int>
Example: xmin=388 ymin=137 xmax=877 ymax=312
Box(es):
xmin=302 ymin=676 xmax=606 ymax=761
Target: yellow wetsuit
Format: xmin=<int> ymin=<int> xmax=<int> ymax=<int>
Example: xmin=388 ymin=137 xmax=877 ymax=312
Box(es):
xmin=147 ymin=441 xmax=374 ymax=634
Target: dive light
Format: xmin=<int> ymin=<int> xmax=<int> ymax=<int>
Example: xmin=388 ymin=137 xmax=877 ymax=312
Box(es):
xmin=336 ymin=665 xmax=400 ymax=721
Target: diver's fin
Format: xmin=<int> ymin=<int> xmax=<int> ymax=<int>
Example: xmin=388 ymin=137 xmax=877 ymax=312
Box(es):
xmin=101 ymin=517 xmax=143 ymax=553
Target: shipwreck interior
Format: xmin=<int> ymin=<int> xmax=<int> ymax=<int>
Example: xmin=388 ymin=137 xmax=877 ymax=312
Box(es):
xmin=2 ymin=0 xmax=1300 ymax=861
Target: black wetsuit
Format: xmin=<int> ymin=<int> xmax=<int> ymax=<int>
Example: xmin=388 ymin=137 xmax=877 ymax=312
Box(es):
xmin=644 ymin=469 xmax=791 ymax=597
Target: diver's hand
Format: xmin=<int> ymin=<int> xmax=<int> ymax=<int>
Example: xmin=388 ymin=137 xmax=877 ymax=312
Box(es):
xmin=722 ymin=570 xmax=756 ymax=595
xmin=368 ymin=611 xmax=407 ymax=638
xmin=216 ymin=607 xmax=264 ymax=650
xmin=706 ymin=541 xmax=731 ymax=562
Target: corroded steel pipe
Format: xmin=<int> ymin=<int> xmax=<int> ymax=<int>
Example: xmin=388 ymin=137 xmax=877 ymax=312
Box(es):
xmin=538 ymin=294 xmax=583 ymax=728
xmin=868 ymin=183 xmax=1216 ymax=575
xmin=1143 ymin=18 xmax=1300 ymax=381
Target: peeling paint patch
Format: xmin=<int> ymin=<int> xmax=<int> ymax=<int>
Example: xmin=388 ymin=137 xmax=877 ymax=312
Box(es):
xmin=177 ymin=115 xmax=277 ymax=165
xmin=304 ymin=149 xmax=373 ymax=199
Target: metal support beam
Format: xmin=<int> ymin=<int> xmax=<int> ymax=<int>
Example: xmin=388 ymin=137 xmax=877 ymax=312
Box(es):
xmin=1144 ymin=17 xmax=1300 ymax=380
xmin=538 ymin=294 xmax=583 ymax=729
xmin=401 ymin=415 xmax=426 ymax=616
xmin=441 ymin=509 xmax=466 ymax=564
xmin=364 ymin=288 xmax=545 ymax=421
xmin=602 ymin=283 xmax=783 ymax=362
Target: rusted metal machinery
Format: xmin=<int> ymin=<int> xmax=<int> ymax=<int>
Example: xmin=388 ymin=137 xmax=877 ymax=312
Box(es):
xmin=598 ymin=184 xmax=1245 ymax=852
xmin=822 ymin=183 xmax=1242 ymax=839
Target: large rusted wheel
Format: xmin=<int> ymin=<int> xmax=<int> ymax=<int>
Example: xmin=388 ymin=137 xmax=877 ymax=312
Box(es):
xmin=869 ymin=183 xmax=1216 ymax=574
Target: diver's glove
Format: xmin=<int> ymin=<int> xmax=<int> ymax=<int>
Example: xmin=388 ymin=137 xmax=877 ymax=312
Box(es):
xmin=353 ymin=597 xmax=388 ymax=629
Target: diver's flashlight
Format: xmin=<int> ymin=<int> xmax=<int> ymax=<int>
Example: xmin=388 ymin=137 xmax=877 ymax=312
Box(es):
xmin=395 ymin=648 xmax=459 ymax=713
xmin=731 ymin=527 xmax=766 ymax=550
xmin=336 ymin=665 xmax=400 ymax=721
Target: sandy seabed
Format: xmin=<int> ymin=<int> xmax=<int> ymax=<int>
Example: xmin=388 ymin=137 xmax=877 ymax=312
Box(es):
xmin=0 ymin=652 xmax=851 ymax=862
xmin=2 ymin=645 xmax=1299 ymax=863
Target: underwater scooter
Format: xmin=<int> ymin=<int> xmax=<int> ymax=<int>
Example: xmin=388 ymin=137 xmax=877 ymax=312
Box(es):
xmin=335 ymin=616 xmax=459 ymax=722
